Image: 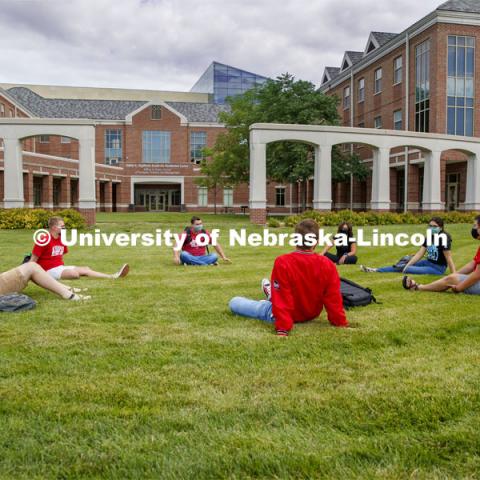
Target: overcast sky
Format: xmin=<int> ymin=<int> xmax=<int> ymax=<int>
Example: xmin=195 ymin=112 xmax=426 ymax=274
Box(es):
xmin=0 ymin=0 xmax=444 ymax=92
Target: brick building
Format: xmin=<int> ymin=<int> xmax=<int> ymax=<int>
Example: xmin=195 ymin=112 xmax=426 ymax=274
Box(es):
xmin=0 ymin=62 xmax=300 ymax=217
xmin=320 ymin=0 xmax=480 ymax=212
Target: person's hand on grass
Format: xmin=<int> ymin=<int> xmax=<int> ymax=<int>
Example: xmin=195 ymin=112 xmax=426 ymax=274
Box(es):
xmin=339 ymin=255 xmax=346 ymax=265
xmin=450 ymin=285 xmax=461 ymax=293
xmin=222 ymin=256 xmax=232 ymax=264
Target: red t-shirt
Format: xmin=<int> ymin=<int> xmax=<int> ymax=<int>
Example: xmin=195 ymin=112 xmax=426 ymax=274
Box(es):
xmin=32 ymin=235 xmax=68 ymax=271
xmin=181 ymin=229 xmax=211 ymax=256
xmin=271 ymin=250 xmax=348 ymax=333
xmin=474 ymin=247 xmax=480 ymax=266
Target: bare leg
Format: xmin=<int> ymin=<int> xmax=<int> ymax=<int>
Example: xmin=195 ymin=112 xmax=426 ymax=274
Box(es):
xmin=62 ymin=266 xmax=113 ymax=280
xmin=18 ymin=263 xmax=74 ymax=299
xmin=417 ymin=274 xmax=462 ymax=292
xmin=61 ymin=264 xmax=128 ymax=280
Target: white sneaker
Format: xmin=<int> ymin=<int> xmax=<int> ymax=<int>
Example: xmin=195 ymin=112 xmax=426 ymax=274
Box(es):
xmin=360 ymin=265 xmax=377 ymax=273
xmin=113 ymin=263 xmax=129 ymax=279
xmin=69 ymin=293 xmax=91 ymax=301
xmin=261 ymin=278 xmax=271 ymax=300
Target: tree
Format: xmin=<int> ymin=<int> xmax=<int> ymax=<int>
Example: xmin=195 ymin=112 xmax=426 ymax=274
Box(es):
xmin=200 ymin=73 xmax=368 ymax=210
xmin=195 ymin=149 xmax=227 ymax=214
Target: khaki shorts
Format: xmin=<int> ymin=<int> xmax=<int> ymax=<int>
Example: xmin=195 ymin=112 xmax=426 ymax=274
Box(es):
xmin=0 ymin=267 xmax=29 ymax=296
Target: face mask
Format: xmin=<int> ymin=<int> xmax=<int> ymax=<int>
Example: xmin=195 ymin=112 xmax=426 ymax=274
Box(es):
xmin=429 ymin=226 xmax=441 ymax=234
xmin=193 ymin=225 xmax=203 ymax=232
xmin=471 ymin=227 xmax=479 ymax=240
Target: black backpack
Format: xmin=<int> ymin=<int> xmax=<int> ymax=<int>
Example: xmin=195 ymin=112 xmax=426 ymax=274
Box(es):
xmin=0 ymin=294 xmax=37 ymax=313
xmin=340 ymin=278 xmax=378 ymax=309
xmin=392 ymin=254 xmax=413 ymax=271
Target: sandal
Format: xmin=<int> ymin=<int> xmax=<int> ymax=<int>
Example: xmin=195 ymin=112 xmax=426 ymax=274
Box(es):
xmin=402 ymin=276 xmax=419 ymax=291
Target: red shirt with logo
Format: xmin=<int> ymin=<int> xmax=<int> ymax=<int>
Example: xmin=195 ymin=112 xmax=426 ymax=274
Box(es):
xmin=181 ymin=228 xmax=211 ymax=256
xmin=270 ymin=250 xmax=348 ymax=332
xmin=474 ymin=247 xmax=480 ymax=266
xmin=32 ymin=235 xmax=68 ymax=271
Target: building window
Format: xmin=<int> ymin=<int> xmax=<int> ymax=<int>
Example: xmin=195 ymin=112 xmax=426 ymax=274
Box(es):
xmin=142 ymin=131 xmax=171 ymax=163
xmin=415 ymin=39 xmax=430 ymax=133
xmin=394 ymin=110 xmax=403 ymax=130
xmin=343 ymin=86 xmax=350 ymax=109
xmin=105 ymin=129 xmax=122 ymax=164
xmin=358 ymin=78 xmax=365 ymax=103
xmin=223 ymin=187 xmax=233 ymax=207
xmin=8 ymin=109 xmax=14 ymax=117
xmin=276 ymin=187 xmax=286 ymax=206
xmin=447 ymin=35 xmax=475 ymax=136
xmin=39 ymin=135 xmax=50 ymax=144
xmin=394 ymin=56 xmax=403 ymax=84
xmin=374 ymin=116 xmax=382 ymax=129
xmin=0 ymin=103 xmax=4 ymax=117
xmin=33 ymin=177 xmax=42 ymax=207
xmin=190 ymin=131 xmax=207 ymax=164
xmin=374 ymin=68 xmax=383 ymax=94
xmin=61 ymin=136 xmax=71 ymax=144
xmin=198 ymin=186 xmax=208 ymax=207
xmin=151 ymin=105 xmax=162 ymax=120
xmin=53 ymin=178 xmax=61 ymax=207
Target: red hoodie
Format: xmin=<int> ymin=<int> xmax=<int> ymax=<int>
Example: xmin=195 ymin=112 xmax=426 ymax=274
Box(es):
xmin=270 ymin=250 xmax=348 ymax=332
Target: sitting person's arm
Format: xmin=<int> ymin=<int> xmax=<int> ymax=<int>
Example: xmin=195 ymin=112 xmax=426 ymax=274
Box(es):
xmin=320 ymin=244 xmax=333 ymax=255
xmin=213 ymin=243 xmax=231 ymax=263
xmin=271 ymin=258 xmax=295 ymax=336
xmin=339 ymin=242 xmax=357 ymax=265
xmin=445 ymin=250 xmax=456 ymax=274
xmin=173 ymin=249 xmax=181 ymax=265
xmin=458 ymin=260 xmax=475 ymax=275
xmin=452 ymin=264 xmax=480 ymax=292
xmin=322 ymin=260 xmax=349 ymax=327
xmin=402 ymin=247 xmax=426 ymax=272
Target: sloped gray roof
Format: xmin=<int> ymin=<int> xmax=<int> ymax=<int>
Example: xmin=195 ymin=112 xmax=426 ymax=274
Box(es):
xmin=346 ymin=51 xmax=364 ymax=65
xmin=326 ymin=67 xmax=341 ymax=79
xmin=166 ymin=101 xmax=230 ymax=123
xmin=4 ymin=87 xmax=229 ymax=123
xmin=437 ymin=0 xmax=480 ymax=13
xmin=371 ymin=32 xmax=398 ymax=47
xmin=7 ymin=87 xmax=146 ymax=120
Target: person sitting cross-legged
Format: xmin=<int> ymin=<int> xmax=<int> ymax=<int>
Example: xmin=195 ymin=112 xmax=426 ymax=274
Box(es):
xmin=229 ymin=219 xmax=349 ymax=336
xmin=173 ymin=216 xmax=231 ymax=266
xmin=0 ymin=262 xmax=90 ymax=301
xmin=30 ymin=216 xmax=129 ymax=281
xmin=403 ymin=215 xmax=480 ymax=295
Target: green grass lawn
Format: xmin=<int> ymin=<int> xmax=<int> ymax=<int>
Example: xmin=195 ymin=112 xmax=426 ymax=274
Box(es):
xmin=1 ymin=213 xmax=479 ymax=479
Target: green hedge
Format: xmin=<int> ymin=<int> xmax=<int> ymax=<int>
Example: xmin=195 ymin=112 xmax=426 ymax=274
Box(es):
xmin=284 ymin=209 xmax=478 ymax=227
xmin=0 ymin=209 xmax=86 ymax=230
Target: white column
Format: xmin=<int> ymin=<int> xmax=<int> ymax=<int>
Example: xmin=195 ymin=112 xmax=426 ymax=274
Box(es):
xmin=249 ymin=142 xmax=267 ymax=209
xmin=78 ymin=136 xmax=96 ymax=209
xmin=462 ymin=152 xmax=480 ymax=210
xmin=3 ymin=137 xmax=24 ymax=208
xmin=313 ymin=144 xmax=332 ymax=210
xmin=371 ymin=147 xmax=390 ymax=210
xmin=422 ymin=150 xmax=443 ymax=211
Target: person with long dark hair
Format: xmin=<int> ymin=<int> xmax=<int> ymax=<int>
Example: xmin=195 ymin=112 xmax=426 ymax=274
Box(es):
xmin=321 ymin=222 xmax=358 ymax=265
xmin=361 ymin=217 xmax=456 ymax=275
xmin=403 ymin=215 xmax=480 ymax=294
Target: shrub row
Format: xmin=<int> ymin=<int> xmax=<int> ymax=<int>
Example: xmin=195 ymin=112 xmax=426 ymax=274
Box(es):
xmin=0 ymin=209 xmax=86 ymax=230
xmin=282 ymin=209 xmax=478 ymax=227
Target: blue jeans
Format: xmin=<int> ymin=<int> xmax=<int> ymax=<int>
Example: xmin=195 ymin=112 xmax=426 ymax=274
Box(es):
xmin=180 ymin=251 xmax=218 ymax=266
xmin=229 ymin=297 xmax=274 ymax=323
xmin=377 ymin=259 xmax=446 ymax=275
